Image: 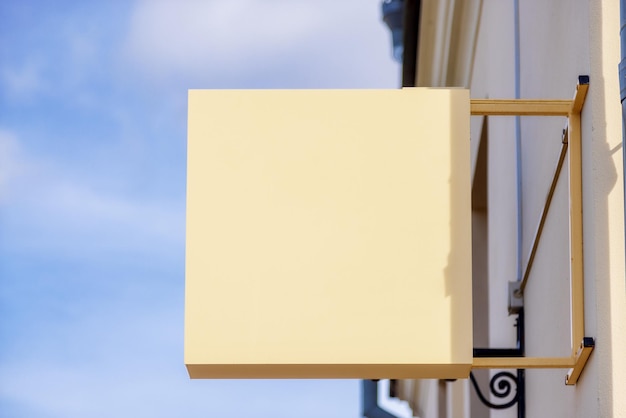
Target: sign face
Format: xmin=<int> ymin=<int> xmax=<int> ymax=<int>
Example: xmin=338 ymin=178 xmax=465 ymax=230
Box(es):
xmin=185 ymin=88 xmax=472 ymax=379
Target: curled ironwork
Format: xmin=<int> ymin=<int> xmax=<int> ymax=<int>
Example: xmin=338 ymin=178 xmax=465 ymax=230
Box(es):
xmin=470 ymin=370 xmax=520 ymax=410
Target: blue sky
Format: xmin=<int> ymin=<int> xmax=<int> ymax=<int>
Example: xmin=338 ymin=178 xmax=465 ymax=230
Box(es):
xmin=0 ymin=1 xmax=408 ymax=417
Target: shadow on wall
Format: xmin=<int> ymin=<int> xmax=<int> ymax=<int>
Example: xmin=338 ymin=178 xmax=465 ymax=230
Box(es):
xmin=444 ymin=89 xmax=473 ymax=373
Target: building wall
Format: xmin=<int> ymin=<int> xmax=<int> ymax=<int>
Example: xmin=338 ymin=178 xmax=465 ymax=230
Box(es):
xmin=473 ymin=0 xmax=625 ymax=416
xmin=397 ymin=0 xmax=625 ymax=416
xmin=581 ymin=0 xmax=626 ymax=416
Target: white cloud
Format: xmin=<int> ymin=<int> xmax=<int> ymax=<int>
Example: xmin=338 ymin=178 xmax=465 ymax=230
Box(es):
xmin=1 ymin=296 xmax=359 ymax=417
xmin=121 ymin=0 xmax=398 ymax=87
xmin=0 ymin=4 xmax=399 ymax=417
xmin=123 ymin=0 xmax=323 ymax=79
xmin=0 ymin=130 xmax=184 ymax=263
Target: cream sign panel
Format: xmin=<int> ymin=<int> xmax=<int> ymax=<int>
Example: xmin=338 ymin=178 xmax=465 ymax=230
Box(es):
xmin=185 ymin=88 xmax=472 ymax=379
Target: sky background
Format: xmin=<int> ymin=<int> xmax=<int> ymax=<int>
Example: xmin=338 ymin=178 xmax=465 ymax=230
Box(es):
xmin=0 ymin=1 xmax=410 ymax=417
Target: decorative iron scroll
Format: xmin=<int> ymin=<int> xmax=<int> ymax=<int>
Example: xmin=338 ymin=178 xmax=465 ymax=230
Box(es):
xmin=471 ymin=309 xmax=526 ymax=418
xmin=469 ymin=370 xmax=523 ymax=410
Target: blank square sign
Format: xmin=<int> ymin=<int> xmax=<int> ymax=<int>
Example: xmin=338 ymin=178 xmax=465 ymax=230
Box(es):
xmin=185 ymin=88 xmax=472 ymax=379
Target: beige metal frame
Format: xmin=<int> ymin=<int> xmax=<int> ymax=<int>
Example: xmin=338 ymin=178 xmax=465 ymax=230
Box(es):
xmin=469 ymin=79 xmax=592 ymax=385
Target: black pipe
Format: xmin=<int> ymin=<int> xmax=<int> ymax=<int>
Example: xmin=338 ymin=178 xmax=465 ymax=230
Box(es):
xmin=621 ymin=0 xmax=626 ymax=101
xmin=401 ymin=0 xmax=420 ymax=87
xmin=619 ymin=0 xmax=626 ymax=268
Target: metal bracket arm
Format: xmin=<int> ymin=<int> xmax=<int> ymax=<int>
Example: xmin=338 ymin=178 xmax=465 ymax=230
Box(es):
xmin=469 ymin=76 xmax=593 ymax=385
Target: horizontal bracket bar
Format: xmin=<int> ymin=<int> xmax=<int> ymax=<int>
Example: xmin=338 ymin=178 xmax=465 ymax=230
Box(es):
xmin=473 ymin=337 xmax=592 ymax=372
xmin=470 ymin=99 xmax=572 ymax=116
xmin=471 ymin=338 xmax=593 ymax=378
xmin=472 ymin=356 xmax=575 ymax=369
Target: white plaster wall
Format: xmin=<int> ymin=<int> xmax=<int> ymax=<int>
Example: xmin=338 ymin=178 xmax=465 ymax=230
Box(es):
xmin=476 ymin=0 xmax=519 ymax=350
xmin=583 ymin=1 xmax=626 ymax=416
xmin=517 ymin=1 xmax=588 ymax=416
xmin=403 ymin=1 xmax=624 ymax=416
xmin=468 ymin=0 xmax=625 ymax=416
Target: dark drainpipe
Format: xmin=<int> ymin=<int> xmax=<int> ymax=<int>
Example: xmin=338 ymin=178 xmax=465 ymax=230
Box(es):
xmin=621 ymin=0 xmax=626 ymax=271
